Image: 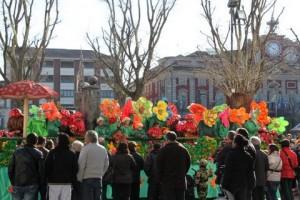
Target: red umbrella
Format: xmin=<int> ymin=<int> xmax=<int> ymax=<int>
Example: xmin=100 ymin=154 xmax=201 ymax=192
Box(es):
xmin=0 ymin=80 xmax=59 ymax=137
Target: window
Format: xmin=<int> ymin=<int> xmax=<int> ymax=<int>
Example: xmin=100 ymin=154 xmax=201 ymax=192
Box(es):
xmin=84 ymin=62 xmax=94 ymax=69
xmin=101 ymin=90 xmax=114 ymax=98
xmin=40 ymin=75 xmax=54 ymax=82
xmin=43 ymin=61 xmax=53 ymax=68
xmin=60 ymin=90 xmax=74 ymax=97
xmin=61 ymin=61 xmax=74 ymax=68
xmin=61 ymin=75 xmax=74 ymax=83
xmin=197 ymin=90 xmax=209 ymax=107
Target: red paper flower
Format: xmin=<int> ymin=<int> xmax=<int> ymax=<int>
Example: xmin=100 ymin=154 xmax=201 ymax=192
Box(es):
xmin=147 ymin=127 xmax=163 ymax=139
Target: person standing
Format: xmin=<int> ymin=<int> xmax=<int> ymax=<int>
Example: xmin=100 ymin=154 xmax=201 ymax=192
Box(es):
xmin=236 ymin=128 xmax=256 ymax=200
xmin=250 ymin=136 xmax=269 ymax=200
xmin=222 ymin=134 xmax=254 ymax=200
xmin=144 ymin=143 xmax=161 ymax=200
xmin=45 ymin=133 xmax=78 ymax=200
xmin=112 ymin=142 xmax=137 ymax=200
xmin=128 ymin=141 xmax=144 ymax=200
xmin=36 ymin=136 xmax=49 ymax=200
xmin=77 ymin=130 xmax=109 ymax=200
xmin=157 ymin=131 xmax=191 ymax=200
xmin=280 ymin=139 xmax=298 ymax=200
xmin=215 ymin=131 xmax=236 ymax=184
xmin=71 ymin=140 xmax=84 ymax=200
xmin=266 ymin=144 xmax=282 ymax=200
xmin=8 ymin=133 xmax=44 ymax=200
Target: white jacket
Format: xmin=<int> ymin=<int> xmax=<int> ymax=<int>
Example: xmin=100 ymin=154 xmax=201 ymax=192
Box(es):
xmin=267 ymin=151 xmax=282 ymax=182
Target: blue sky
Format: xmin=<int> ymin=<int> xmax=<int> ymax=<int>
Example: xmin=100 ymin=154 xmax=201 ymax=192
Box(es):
xmin=45 ymin=0 xmax=300 ymax=59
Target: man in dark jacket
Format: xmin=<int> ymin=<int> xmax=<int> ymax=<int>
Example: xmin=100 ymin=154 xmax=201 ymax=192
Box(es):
xmin=157 ymin=131 xmax=191 ymax=200
xmin=36 ymin=136 xmax=49 ymax=200
xmin=45 ymin=133 xmax=78 ymax=200
xmin=250 ymin=136 xmax=269 ymax=200
xmin=8 ymin=133 xmax=44 ymax=200
xmin=128 ymin=141 xmax=144 ymax=200
xmin=237 ymin=128 xmax=256 ymax=200
xmin=144 ymin=143 xmax=161 ymax=200
xmin=215 ymin=131 xmax=236 ymax=184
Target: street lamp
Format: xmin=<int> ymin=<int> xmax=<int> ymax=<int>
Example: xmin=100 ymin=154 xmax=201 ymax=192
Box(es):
xmin=227 ymin=0 xmax=246 ymax=63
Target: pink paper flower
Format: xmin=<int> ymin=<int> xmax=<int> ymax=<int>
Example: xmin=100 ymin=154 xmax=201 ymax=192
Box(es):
xmin=219 ymin=109 xmax=230 ymax=128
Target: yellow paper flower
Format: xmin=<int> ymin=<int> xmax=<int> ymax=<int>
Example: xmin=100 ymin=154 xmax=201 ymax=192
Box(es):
xmin=203 ymin=109 xmax=218 ymax=127
xmin=153 ymin=100 xmax=169 ymax=121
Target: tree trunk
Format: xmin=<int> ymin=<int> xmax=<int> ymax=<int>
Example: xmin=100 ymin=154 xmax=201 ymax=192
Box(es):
xmin=226 ymin=93 xmax=253 ymax=112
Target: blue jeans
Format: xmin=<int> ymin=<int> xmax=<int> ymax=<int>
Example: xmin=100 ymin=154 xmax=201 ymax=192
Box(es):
xmin=266 ymin=181 xmax=280 ymax=200
xmin=81 ymin=178 xmax=102 ymax=200
xmin=11 ymin=185 xmax=38 ymax=200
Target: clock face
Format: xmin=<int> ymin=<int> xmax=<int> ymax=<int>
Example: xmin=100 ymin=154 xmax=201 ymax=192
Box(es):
xmin=284 ymin=47 xmax=299 ymax=65
xmin=265 ymin=42 xmax=281 ymax=57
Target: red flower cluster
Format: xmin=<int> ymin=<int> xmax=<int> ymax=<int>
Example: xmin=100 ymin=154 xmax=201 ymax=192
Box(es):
xmin=147 ymin=127 xmax=163 ymax=139
xmin=60 ymin=109 xmax=86 ymax=136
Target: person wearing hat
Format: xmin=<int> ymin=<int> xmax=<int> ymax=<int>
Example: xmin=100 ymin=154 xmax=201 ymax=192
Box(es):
xmin=95 ymin=117 xmax=108 ymax=137
xmin=120 ymin=117 xmax=133 ymax=137
xmin=280 ymin=139 xmax=298 ymax=200
xmin=156 ymin=131 xmax=191 ymax=200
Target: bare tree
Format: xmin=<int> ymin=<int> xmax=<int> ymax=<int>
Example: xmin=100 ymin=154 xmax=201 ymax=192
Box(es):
xmin=0 ymin=0 xmax=59 ymax=83
xmin=88 ymin=0 xmax=176 ymax=102
xmin=200 ymin=0 xmax=283 ymax=110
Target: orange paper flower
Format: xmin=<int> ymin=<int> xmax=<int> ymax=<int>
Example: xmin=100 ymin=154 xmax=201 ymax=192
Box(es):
xmin=99 ymin=99 xmax=121 ymax=120
xmin=188 ymin=103 xmax=207 ymax=123
xmin=229 ymin=108 xmax=250 ymax=125
xmin=250 ymin=101 xmax=270 ymax=126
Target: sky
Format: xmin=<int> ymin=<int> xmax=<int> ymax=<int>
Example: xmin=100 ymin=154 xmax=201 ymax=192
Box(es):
xmin=4 ymin=0 xmax=300 ymax=60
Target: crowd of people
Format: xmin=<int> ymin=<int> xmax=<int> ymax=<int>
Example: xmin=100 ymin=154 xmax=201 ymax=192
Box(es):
xmin=6 ymin=127 xmax=300 ymax=200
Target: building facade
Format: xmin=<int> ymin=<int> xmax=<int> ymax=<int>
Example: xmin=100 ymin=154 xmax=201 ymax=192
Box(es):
xmin=0 ymin=48 xmax=115 ymax=127
xmin=144 ymin=34 xmax=300 ymax=121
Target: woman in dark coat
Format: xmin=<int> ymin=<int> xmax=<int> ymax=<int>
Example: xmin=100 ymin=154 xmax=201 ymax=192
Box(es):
xmin=112 ymin=143 xmax=136 ymax=200
xmin=222 ymin=134 xmax=254 ymax=200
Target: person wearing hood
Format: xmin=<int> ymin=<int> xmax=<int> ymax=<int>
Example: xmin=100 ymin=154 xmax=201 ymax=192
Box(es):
xmin=250 ymin=136 xmax=269 ymax=200
xmin=266 ymin=144 xmax=282 ymax=200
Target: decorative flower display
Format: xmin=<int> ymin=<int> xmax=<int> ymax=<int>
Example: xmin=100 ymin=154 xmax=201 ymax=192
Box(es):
xmin=267 ymin=117 xmax=289 ymax=134
xmin=60 ymin=109 xmax=71 ymax=127
xmin=29 ymin=105 xmax=43 ymax=119
xmin=229 ymin=107 xmax=250 ymax=125
xmin=69 ymin=112 xmax=86 ymax=136
xmin=99 ymin=99 xmax=121 ymax=120
xmin=147 ymin=127 xmax=163 ymax=139
xmin=250 ymin=101 xmax=270 ymax=126
xmin=153 ymin=100 xmax=169 ymax=121
xmin=121 ymin=99 xmax=134 ymax=122
xmin=41 ymin=102 xmax=61 ymax=121
xmin=203 ymin=109 xmax=218 ymax=127
xmin=213 ymin=104 xmax=228 ymax=113
xmin=188 ymin=103 xmax=206 ymax=123
xmin=132 ymin=97 xmax=153 ymax=120
xmin=107 ymin=142 xmax=117 ymax=155
xmin=219 ymin=109 xmax=230 ymax=128
xmin=9 ymin=108 xmax=23 ymax=117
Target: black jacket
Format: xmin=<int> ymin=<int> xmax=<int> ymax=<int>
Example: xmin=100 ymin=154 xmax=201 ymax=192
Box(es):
xmin=222 ymin=147 xmax=253 ymax=194
xmin=215 ymin=143 xmax=232 ymax=184
xmin=144 ymin=149 xmax=160 ymax=183
xmin=130 ymin=151 xmax=144 ymax=183
xmin=8 ymin=145 xmax=44 ymax=186
xmin=157 ymin=142 xmax=191 ymax=189
xmin=45 ymin=147 xmax=78 ymax=184
xmin=254 ymin=145 xmax=269 ymax=186
xmin=112 ymin=153 xmax=136 ymax=184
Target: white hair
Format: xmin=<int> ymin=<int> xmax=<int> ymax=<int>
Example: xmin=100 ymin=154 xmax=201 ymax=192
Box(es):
xmin=72 ymin=140 xmax=84 ymax=152
xmin=250 ymin=136 xmax=261 ymax=146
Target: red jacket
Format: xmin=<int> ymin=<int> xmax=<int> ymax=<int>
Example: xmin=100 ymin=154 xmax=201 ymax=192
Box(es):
xmin=280 ymin=147 xmax=298 ymax=179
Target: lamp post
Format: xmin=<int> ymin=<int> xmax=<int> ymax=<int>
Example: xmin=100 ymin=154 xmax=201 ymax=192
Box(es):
xmin=227 ymin=0 xmax=246 ymax=63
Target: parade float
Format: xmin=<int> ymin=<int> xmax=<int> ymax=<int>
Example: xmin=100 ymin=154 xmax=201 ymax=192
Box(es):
xmin=0 ymin=82 xmax=290 ymax=199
